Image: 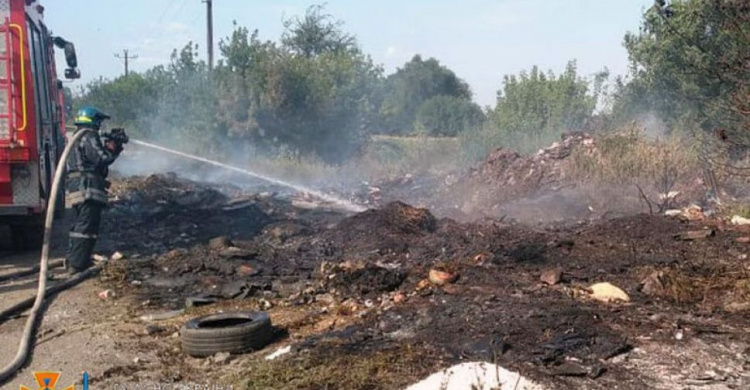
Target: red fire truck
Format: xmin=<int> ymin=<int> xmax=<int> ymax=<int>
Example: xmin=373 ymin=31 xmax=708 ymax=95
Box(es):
xmin=0 ymin=0 xmax=79 ymax=249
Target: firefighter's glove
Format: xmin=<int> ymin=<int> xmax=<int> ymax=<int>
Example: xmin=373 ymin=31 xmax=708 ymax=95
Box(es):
xmin=104 ymin=128 xmax=128 ymax=155
xmin=109 ymin=128 xmax=129 ymax=145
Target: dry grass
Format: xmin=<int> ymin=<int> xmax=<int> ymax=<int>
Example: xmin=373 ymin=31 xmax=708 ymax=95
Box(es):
xmin=568 ymin=127 xmax=699 ymax=185
xmin=566 ymin=127 xmax=701 ymax=213
xmin=228 ymin=135 xmax=462 ymax=190
xmin=729 ymin=204 xmax=750 ymax=218
xmin=359 ymin=135 xmax=462 ymax=178
xmin=227 ymin=342 xmax=438 ymax=390
xmin=637 ymin=266 xmax=750 ymax=309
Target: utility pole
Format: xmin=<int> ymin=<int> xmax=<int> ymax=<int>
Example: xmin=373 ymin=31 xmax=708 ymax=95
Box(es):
xmin=203 ymin=0 xmax=214 ymax=71
xmin=114 ymin=49 xmax=138 ymax=76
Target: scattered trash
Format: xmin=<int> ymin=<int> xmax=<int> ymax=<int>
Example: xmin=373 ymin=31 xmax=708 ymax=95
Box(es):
xmin=236 ymin=264 xmax=259 ymax=277
xmin=416 ymin=279 xmax=431 ymax=291
xmin=675 ymin=330 xmax=684 ymax=340
xmin=140 ymin=309 xmax=185 ymax=322
xmin=731 ymin=215 xmax=750 ymax=226
xmin=540 ymin=268 xmax=563 ymax=286
xmin=589 ymin=282 xmax=630 ymax=303
xmin=674 ymin=229 xmax=715 ymax=241
xmin=392 ymin=291 xmax=407 ymax=303
xmin=658 ymin=191 xmax=680 ymax=201
xmin=92 ymin=254 xmax=108 ymax=263
xmin=259 ymin=298 xmax=273 ymax=310
xmin=472 ymin=253 xmax=490 ymax=265
xmin=429 ymin=269 xmax=458 ymax=286
xmin=98 ymin=290 xmax=116 ymax=300
xmin=212 ymin=352 xmax=232 ymax=365
xmin=265 ymin=345 xmax=292 ymax=361
xmin=405 ymin=362 xmax=545 ymax=390
xmin=664 ymin=209 xmax=682 ymax=217
xmin=110 ymin=251 xmax=125 ymax=261
xmin=683 ymin=205 xmax=706 ymax=221
xmin=736 ymin=236 xmax=750 ymax=244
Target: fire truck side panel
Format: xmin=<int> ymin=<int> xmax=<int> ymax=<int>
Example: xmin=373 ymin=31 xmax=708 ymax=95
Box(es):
xmin=0 ymin=0 xmax=51 ymax=218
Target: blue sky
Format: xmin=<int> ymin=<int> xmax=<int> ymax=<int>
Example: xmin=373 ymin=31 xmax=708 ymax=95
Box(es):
xmin=45 ymin=0 xmax=653 ymax=106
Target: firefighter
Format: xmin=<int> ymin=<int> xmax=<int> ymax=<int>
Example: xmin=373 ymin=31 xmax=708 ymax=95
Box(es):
xmin=64 ymin=106 xmax=125 ymax=276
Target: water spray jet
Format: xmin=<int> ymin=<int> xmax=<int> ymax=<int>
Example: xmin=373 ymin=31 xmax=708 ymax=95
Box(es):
xmin=130 ymin=139 xmax=367 ymax=213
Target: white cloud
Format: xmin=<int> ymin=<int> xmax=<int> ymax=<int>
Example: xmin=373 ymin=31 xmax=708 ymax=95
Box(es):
xmin=386 ymin=46 xmax=397 ymax=57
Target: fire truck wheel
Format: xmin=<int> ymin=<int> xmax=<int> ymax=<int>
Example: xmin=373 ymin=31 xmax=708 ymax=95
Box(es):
xmin=10 ymin=224 xmax=44 ymax=251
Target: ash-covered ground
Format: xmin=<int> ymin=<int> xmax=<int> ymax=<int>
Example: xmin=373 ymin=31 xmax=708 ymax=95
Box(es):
xmin=78 ymin=165 xmax=749 ymax=390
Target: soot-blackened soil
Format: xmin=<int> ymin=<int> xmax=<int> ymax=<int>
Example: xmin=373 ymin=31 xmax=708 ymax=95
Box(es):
xmin=93 ymin=174 xmax=749 ymax=389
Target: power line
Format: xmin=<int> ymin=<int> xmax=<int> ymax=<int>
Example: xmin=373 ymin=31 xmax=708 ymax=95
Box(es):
xmin=114 ymin=49 xmax=139 ymax=76
xmin=155 ymin=0 xmax=179 ymax=25
xmin=172 ymin=0 xmax=189 ymax=18
xmin=139 ymin=0 xmax=179 ymax=49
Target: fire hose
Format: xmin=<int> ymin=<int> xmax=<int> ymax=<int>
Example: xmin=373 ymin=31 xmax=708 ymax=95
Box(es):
xmin=0 ymin=131 xmax=365 ymax=383
xmin=0 ymin=128 xmax=107 ymax=383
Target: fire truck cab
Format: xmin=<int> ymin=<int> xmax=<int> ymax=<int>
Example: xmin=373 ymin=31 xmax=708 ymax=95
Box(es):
xmin=0 ymin=0 xmax=79 ymax=249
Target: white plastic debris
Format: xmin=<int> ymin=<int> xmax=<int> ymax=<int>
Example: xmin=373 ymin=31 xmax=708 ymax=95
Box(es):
xmin=658 ymin=191 xmax=680 ymax=201
xmin=265 ymin=345 xmax=292 ymax=361
xmin=589 ymin=282 xmax=630 ymax=303
xmin=405 ymin=362 xmax=545 ymax=390
xmin=731 ymin=215 xmax=750 ymax=226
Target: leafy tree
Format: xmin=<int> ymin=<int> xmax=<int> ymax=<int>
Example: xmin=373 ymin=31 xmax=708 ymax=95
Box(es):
xmin=414 ymin=95 xmax=484 ymax=137
xmin=146 ymin=42 xmax=228 ymax=155
xmin=253 ymin=49 xmax=380 ymax=163
xmin=493 ymin=61 xmax=605 ymax=135
xmin=75 ymin=72 xmax=160 ymax=133
xmin=459 ymin=61 xmax=605 ymax=161
xmin=379 ymin=55 xmax=472 ymax=134
xmin=281 ymin=5 xmax=357 ymax=58
xmin=215 ymin=24 xmax=274 ymax=134
xmin=617 ymin=0 xmax=748 ymax=154
xmin=214 ymin=8 xmax=381 ymax=163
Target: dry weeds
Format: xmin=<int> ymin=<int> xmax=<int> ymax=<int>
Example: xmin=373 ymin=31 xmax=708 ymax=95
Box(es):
xmin=228 ymin=343 xmax=438 ymax=390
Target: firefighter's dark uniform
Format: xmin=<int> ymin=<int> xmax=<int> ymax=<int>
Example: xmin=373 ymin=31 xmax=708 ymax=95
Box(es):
xmin=65 ymin=128 xmax=119 ymax=273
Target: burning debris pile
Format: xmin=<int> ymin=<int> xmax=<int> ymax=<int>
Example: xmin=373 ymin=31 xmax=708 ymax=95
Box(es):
xmin=357 ymin=132 xmax=717 ymax=224
xmin=87 ymin=172 xmax=749 ymax=389
xmin=469 ymin=132 xmax=595 ymax=195
xmin=102 ymin=174 xmax=271 ymax=257
xmin=325 ymin=201 xmax=438 ymax=261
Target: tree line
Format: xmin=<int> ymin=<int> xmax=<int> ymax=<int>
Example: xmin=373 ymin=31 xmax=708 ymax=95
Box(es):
xmin=76 ymin=1 xmax=748 ymax=165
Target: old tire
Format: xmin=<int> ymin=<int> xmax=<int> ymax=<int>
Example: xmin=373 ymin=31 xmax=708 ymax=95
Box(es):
xmin=180 ymin=311 xmax=273 ymax=357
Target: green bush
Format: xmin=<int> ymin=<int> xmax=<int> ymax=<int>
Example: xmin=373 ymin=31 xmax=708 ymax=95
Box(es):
xmin=378 ymin=55 xmax=473 ymax=135
xmin=414 ymin=95 xmax=484 ymax=137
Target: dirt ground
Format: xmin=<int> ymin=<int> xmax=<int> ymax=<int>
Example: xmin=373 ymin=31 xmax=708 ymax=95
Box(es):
xmin=1 ymin=165 xmax=749 ymax=389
